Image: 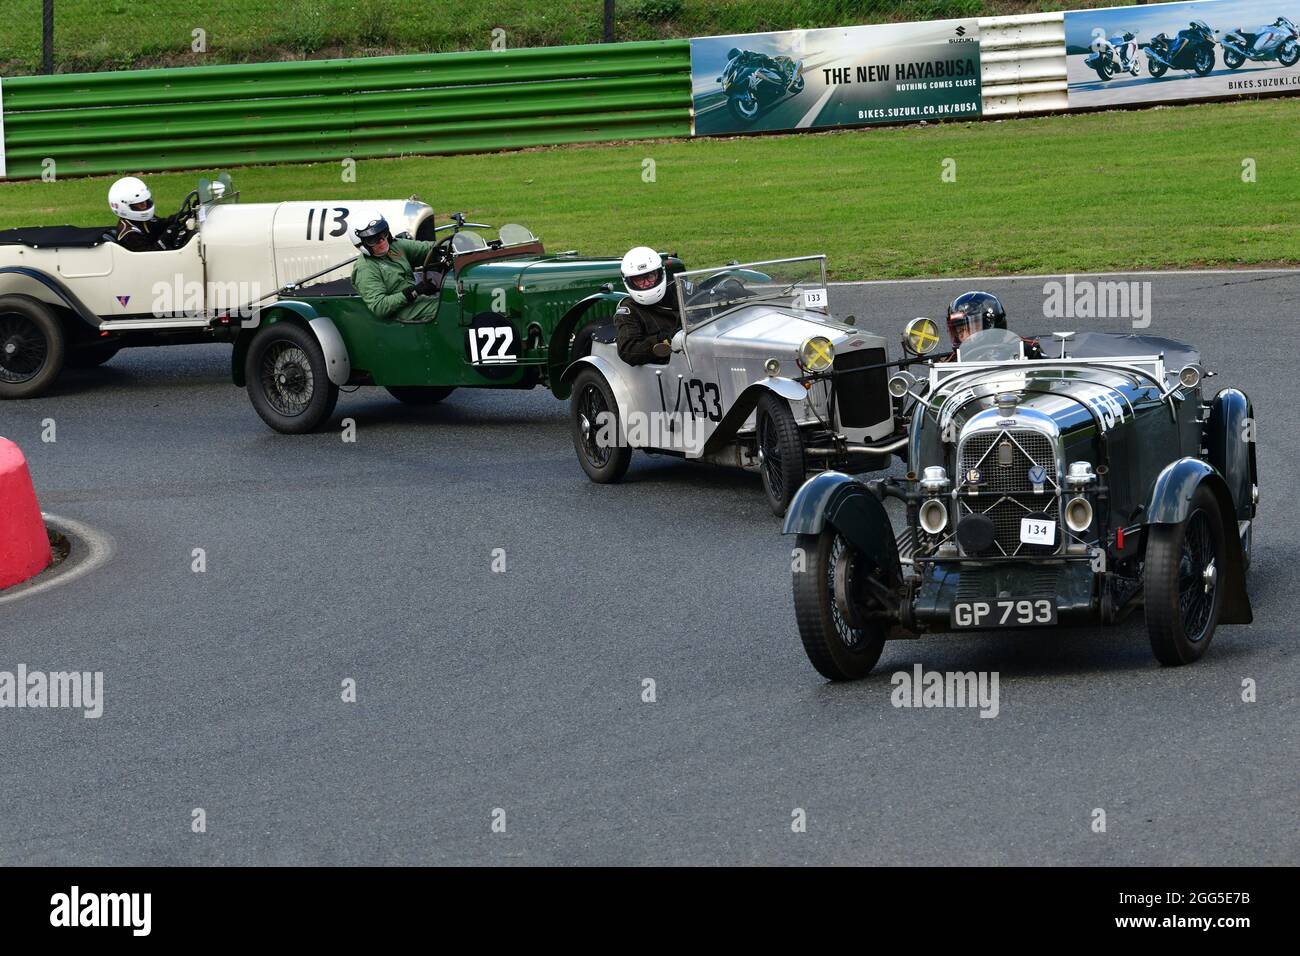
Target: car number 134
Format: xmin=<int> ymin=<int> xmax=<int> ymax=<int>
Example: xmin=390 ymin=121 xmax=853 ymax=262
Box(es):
xmin=951 ymin=598 xmax=1058 ymax=629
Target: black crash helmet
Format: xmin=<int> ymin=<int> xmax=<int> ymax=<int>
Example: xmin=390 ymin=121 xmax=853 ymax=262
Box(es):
xmin=354 ymin=216 xmax=392 ymax=255
xmin=947 ymin=291 xmax=1007 ymax=346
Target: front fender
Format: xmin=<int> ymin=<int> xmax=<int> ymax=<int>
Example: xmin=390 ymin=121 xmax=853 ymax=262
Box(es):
xmin=701 ymin=378 xmax=809 ymax=456
xmin=1206 ymin=388 xmax=1256 ymax=520
xmin=547 ymin=291 xmax=626 ymax=399
xmin=560 ymin=353 xmax=637 ymax=441
xmin=783 ymin=471 xmax=898 ymax=579
xmin=1145 ymin=457 xmax=1251 ymax=625
xmin=232 ymin=301 xmax=350 ymax=388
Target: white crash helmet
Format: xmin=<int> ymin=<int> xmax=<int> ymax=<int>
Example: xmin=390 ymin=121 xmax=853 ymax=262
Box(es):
xmin=621 ymin=246 xmax=667 ymax=306
xmin=108 ymin=176 xmax=155 ymax=222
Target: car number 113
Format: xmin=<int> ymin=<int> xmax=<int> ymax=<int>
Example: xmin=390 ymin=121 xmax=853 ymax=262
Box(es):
xmin=951 ymin=599 xmax=1058 ymax=629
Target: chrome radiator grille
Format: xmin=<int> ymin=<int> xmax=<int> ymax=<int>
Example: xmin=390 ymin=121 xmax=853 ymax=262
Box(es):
xmin=957 ymin=428 xmax=1061 ymax=556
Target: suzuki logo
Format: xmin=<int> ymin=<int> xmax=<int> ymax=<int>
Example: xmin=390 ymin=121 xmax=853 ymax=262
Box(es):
xmin=955 ymin=25 xmax=966 ymax=36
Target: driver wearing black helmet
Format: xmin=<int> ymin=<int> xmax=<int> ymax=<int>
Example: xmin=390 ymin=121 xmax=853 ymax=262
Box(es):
xmin=946 ymin=291 xmax=1043 ymax=358
xmin=350 ymin=216 xmax=441 ymax=322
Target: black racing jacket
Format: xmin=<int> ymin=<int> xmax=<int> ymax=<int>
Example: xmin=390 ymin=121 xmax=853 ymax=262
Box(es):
xmin=614 ymin=295 xmax=681 ymax=366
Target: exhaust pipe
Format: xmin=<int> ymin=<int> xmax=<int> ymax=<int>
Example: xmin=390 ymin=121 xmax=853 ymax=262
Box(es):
xmin=1144 ymin=47 xmax=1174 ymax=68
xmin=805 ymin=435 xmax=909 ymax=458
xmin=1220 ymin=36 xmax=1249 ymax=57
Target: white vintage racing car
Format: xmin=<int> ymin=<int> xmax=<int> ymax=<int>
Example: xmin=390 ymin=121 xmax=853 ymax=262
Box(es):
xmin=0 ymin=173 xmax=434 ymax=398
xmin=563 ymin=256 xmax=904 ymax=514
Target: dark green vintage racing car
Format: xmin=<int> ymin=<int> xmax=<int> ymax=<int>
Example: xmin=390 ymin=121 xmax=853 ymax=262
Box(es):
xmin=235 ymin=215 xmax=636 ymax=433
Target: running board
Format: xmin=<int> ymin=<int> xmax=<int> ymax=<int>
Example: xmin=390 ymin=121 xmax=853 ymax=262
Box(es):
xmin=98 ymin=317 xmax=215 ymax=331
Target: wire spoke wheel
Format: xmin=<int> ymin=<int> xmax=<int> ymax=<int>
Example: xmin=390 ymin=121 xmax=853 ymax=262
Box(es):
xmin=827 ymin=534 xmax=867 ymax=651
xmin=260 ymin=342 xmax=314 ymax=417
xmin=578 ymin=383 xmax=612 ymax=467
xmin=1177 ymin=510 xmax=1216 ymax=642
xmin=0 ymin=313 xmax=49 ymax=384
xmin=758 ymin=414 xmax=784 ymax=500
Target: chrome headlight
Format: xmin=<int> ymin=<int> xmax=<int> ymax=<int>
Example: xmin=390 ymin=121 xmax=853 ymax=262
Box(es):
xmin=1065 ymin=496 xmax=1094 ymax=533
xmin=799 ymin=335 xmax=834 ymax=373
xmin=919 ymin=498 xmax=949 ymax=535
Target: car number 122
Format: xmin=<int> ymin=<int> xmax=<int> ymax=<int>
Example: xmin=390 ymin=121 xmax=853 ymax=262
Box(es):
xmin=467 ymin=326 xmax=516 ymax=365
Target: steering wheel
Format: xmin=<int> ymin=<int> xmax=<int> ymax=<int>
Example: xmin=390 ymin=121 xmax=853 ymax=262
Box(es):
xmin=422 ymin=234 xmax=453 ymax=273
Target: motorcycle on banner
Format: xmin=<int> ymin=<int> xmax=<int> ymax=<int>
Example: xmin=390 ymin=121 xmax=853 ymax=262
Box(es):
xmin=1086 ymin=29 xmax=1142 ymax=80
xmin=1221 ymin=16 xmax=1300 ymax=69
xmin=716 ymin=49 xmax=805 ymax=123
xmin=1144 ymin=20 xmax=1217 ymax=77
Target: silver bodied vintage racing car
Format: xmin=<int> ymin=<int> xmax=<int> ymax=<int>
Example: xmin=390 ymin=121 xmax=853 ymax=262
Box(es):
xmin=563 ymin=256 xmax=903 ymax=514
xmin=785 ymin=319 xmax=1257 ymax=679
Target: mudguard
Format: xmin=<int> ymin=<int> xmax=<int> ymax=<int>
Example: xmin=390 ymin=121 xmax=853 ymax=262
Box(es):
xmin=1206 ymin=387 xmax=1256 ymax=520
xmin=548 ymin=291 xmax=626 ymax=400
xmin=1145 ymin=457 xmax=1252 ymax=625
xmin=700 ymin=378 xmax=811 ymax=456
xmin=559 ymin=353 xmax=636 ymax=442
xmin=231 ymin=301 xmax=351 ymax=388
xmin=0 ymin=266 xmax=101 ymax=328
xmin=782 ymin=471 xmax=899 ymax=579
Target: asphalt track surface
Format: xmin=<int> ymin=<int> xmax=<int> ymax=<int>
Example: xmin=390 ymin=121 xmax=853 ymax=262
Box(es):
xmin=1 ymin=270 xmax=1296 ymax=865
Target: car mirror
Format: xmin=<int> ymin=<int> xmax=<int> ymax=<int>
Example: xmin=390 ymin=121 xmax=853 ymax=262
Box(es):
xmin=902 ymin=317 xmax=942 ymax=356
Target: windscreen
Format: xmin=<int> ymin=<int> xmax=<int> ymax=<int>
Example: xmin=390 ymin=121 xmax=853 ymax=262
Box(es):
xmin=674 ymin=256 xmax=829 ymax=332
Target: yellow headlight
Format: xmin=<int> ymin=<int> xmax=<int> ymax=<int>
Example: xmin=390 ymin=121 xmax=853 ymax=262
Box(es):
xmin=904 ymin=317 xmax=941 ymax=356
xmin=800 ymin=335 xmax=834 ymax=372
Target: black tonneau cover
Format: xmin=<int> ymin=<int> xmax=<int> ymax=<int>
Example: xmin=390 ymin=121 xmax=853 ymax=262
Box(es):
xmin=0 ymin=225 xmax=115 ymax=248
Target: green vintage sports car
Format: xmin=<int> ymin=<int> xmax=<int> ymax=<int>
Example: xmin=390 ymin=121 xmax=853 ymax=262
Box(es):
xmin=234 ymin=213 xmax=639 ymax=433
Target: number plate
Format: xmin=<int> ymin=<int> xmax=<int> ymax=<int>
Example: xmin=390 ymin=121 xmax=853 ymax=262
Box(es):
xmin=802 ymin=288 xmax=828 ymax=309
xmin=950 ymin=598 xmax=1058 ymax=629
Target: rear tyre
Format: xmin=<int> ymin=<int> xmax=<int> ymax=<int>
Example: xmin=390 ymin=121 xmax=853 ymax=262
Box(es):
xmin=1144 ymin=484 xmax=1227 ymax=665
xmin=246 ymin=322 xmax=339 ymax=434
xmin=0 ymin=296 xmax=64 ymax=399
xmin=792 ymin=530 xmax=891 ymax=681
xmin=1222 ymin=49 xmax=1245 ymax=69
xmin=570 ymin=368 xmax=631 ymax=483
xmin=385 ymin=385 xmax=455 ymax=405
xmin=1148 ymin=58 xmax=1168 ymax=77
xmin=756 ymin=392 xmax=805 ymax=516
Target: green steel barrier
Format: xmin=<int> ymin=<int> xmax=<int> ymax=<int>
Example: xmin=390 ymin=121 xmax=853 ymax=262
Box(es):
xmin=1 ymin=41 xmax=692 ymax=179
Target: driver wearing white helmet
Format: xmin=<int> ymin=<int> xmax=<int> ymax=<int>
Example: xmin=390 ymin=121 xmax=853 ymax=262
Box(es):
xmin=614 ymin=246 xmax=681 ymax=366
xmin=108 ymin=176 xmax=175 ymax=252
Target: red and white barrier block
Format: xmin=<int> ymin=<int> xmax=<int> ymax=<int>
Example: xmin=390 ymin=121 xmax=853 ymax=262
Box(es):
xmin=0 ymin=437 xmax=51 ymax=590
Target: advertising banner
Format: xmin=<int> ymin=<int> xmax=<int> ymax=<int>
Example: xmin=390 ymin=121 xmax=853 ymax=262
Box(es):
xmin=691 ymin=20 xmax=982 ymax=136
xmin=0 ymin=77 xmax=6 ymax=179
xmin=1066 ymin=0 xmax=1300 ymax=108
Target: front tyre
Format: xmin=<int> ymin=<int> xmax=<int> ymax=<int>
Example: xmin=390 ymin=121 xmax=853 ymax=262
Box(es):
xmin=0 ymin=296 xmax=64 ymax=399
xmin=1279 ymin=40 xmax=1300 ymax=67
xmin=792 ymin=530 xmax=890 ymax=681
xmin=756 ymin=392 xmax=805 ymax=516
xmin=727 ymin=93 xmax=760 ymax=123
xmin=1193 ymin=47 xmax=1215 ymax=76
xmin=570 ymin=368 xmax=631 ymax=483
xmin=1144 ymin=484 xmax=1227 ymax=665
xmin=1095 ymin=59 xmax=1115 ymax=81
xmin=246 ymin=322 xmax=339 ymax=434
xmin=386 ymin=385 xmax=455 ymax=405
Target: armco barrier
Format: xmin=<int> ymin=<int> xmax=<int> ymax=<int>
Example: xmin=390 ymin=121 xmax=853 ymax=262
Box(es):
xmin=0 ymin=437 xmax=51 ymax=591
xmin=980 ymin=13 xmax=1068 ymax=117
xmin=0 ymin=41 xmax=692 ymax=179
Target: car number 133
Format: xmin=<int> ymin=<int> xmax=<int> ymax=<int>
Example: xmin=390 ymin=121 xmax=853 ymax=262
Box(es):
xmin=951 ymin=598 xmax=1058 ymax=629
